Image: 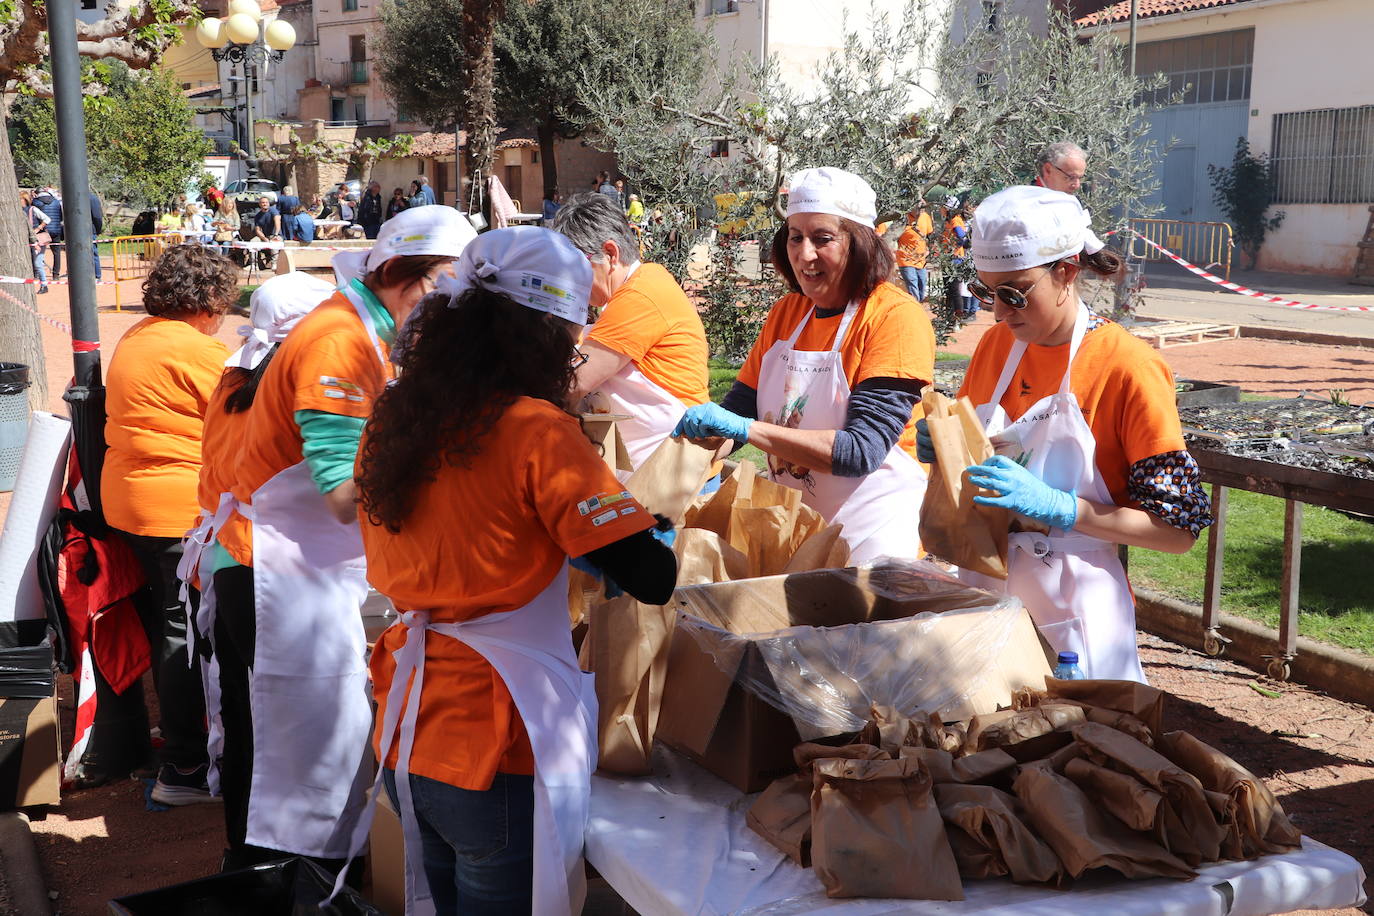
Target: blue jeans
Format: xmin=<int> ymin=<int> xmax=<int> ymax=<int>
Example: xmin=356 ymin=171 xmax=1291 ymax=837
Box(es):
xmin=383 ymin=768 xmax=534 ymax=915
xmin=898 ymin=266 xmax=928 ymax=302
xmin=31 ymin=247 xmax=47 ymax=286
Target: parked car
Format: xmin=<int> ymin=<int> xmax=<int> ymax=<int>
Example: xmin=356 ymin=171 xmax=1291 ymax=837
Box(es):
xmin=226 ymin=178 xmax=280 ymax=215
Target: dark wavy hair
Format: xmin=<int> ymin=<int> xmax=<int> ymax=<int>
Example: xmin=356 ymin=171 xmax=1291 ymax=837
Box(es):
xmin=770 ymin=216 xmax=895 ymax=305
xmin=358 ymin=286 xmax=581 ymax=532
xmin=142 ymin=245 xmax=239 ymax=318
xmin=218 ymin=342 xmax=285 ymax=414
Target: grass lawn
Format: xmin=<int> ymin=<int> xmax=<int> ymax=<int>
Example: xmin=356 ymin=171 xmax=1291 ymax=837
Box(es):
xmin=1128 ymin=490 xmax=1374 ymax=655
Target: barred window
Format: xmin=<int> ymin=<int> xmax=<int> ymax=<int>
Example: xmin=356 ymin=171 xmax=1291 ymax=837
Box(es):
xmin=1272 ymin=106 xmax=1374 ymax=205
xmin=1133 ymin=28 xmax=1253 ymax=106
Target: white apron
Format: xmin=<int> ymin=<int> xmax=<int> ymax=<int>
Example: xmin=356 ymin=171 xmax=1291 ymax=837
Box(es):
xmin=962 ymin=303 xmax=1146 ymax=683
xmin=245 ymin=283 xmax=382 ymax=856
xmin=332 ymin=565 xmax=596 ymax=916
xmin=585 ymin=363 xmax=686 ymax=471
xmin=755 ymin=301 xmax=926 ymax=565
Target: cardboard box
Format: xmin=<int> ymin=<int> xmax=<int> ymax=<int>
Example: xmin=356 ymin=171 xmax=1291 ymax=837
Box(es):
xmin=0 ymin=693 xmax=60 ymax=809
xmin=656 ymin=565 xmax=1052 ymax=793
xmin=365 ymin=784 xmax=404 ymax=916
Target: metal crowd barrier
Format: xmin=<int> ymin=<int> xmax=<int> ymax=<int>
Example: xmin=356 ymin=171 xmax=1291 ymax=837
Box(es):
xmin=1128 ymin=219 xmax=1233 ymax=281
xmin=111 ymin=233 xmax=180 ymax=311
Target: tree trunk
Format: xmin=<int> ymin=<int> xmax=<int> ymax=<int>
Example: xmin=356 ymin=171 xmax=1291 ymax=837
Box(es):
xmin=0 ymin=107 xmax=49 ymax=410
xmin=538 ymin=114 xmax=558 ymax=194
xmin=461 ymin=0 xmax=505 ymax=227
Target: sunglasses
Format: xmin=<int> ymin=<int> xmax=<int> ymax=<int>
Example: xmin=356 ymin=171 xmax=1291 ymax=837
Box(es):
xmin=968 ymin=263 xmax=1057 ymax=309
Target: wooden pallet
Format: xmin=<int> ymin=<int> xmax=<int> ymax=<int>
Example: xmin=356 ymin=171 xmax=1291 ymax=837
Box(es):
xmin=1130 ymin=321 xmax=1240 ymax=349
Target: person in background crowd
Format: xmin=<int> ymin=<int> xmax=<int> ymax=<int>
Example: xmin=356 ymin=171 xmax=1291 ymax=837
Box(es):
xmin=941 ymin=195 xmax=976 ymax=320
xmin=22 ymin=191 xmax=51 ymax=295
xmin=597 ymin=170 xmax=618 ymax=201
xmin=207 ymin=206 xmax=476 ymax=874
xmin=276 ymin=185 xmax=301 ymax=242
xmin=552 ymin=192 xmax=710 ymax=469
xmin=896 ymin=200 xmax=934 ymax=303
xmin=1035 ymin=140 xmax=1087 ymax=196
xmin=86 ymin=192 xmax=105 ymax=280
xmin=924 ymin=185 xmax=1211 ymax=682
xmin=158 ymin=208 xmax=184 ymax=233
xmin=417 ymin=174 xmax=437 ymax=206
xmin=184 ymin=202 xmax=209 ymax=238
xmin=33 ymin=185 xmax=63 ymax=278
xmin=614 ymin=178 xmax=628 ymax=212
xmin=308 ymin=193 xmax=326 ymax=217
xmin=292 ymin=205 xmax=316 ymax=244
xmin=95 ymin=245 xmax=238 ymax=798
xmin=203 ymin=183 xmax=226 ymax=213
xmin=386 ymin=187 xmax=409 ymax=222
xmin=212 ymin=195 xmax=240 ymax=259
xmin=357 ymin=227 xmax=677 ymax=915
xmin=675 ymin=167 xmax=934 ymax=565
xmin=358 ymin=181 xmax=384 ymax=239
xmin=252 ymin=196 xmax=281 ymax=270
xmin=407 ymin=180 xmax=427 ymax=210
xmin=542 ymin=187 xmax=561 ymax=225
xmin=626 ymin=193 xmax=645 ymax=227
xmin=180 ymin=270 xmax=337 ymax=870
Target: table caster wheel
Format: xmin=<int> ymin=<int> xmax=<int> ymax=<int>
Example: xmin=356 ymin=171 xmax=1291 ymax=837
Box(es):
xmin=1266 ymin=659 xmax=1291 ymax=681
xmin=1203 ymin=633 xmax=1225 ymax=657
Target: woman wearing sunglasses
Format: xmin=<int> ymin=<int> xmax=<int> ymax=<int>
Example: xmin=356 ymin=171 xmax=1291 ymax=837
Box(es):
xmin=927 ymin=185 xmax=1211 ymax=683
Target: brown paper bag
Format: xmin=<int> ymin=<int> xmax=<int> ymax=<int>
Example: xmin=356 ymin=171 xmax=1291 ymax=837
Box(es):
xmin=1072 ymin=722 xmax=1227 ymax=865
xmin=1044 ymin=677 xmax=1165 ymax=738
xmin=745 ymin=742 xmax=888 ymax=866
xmin=935 ymin=783 xmax=1065 ymax=885
xmin=900 ymin=746 xmax=1016 ymax=785
xmin=673 ymin=527 xmax=751 ymax=586
xmin=1012 ymin=763 xmax=1197 ymax=880
xmin=965 ymin=704 xmax=1087 ymax=753
xmin=1156 ymin=730 xmax=1302 ymax=859
xmin=810 ymin=756 xmax=963 ymax=900
xmin=728 ymin=505 xmax=798 ymax=577
xmin=917 ymin=390 xmax=1010 ymax=579
xmin=625 ymin=435 xmax=717 ymax=525
xmin=1013 ymin=687 xmax=1157 ymax=745
xmin=867 ymin=707 xmax=967 ymax=757
xmin=782 ymin=523 xmax=850 ymax=574
xmin=1064 ymin=757 xmax=1164 ymax=831
xmin=586 ymin=595 xmax=676 ymax=775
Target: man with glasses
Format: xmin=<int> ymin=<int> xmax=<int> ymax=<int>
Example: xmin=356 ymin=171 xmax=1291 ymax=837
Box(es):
xmin=1034 ymin=140 xmax=1087 ymax=195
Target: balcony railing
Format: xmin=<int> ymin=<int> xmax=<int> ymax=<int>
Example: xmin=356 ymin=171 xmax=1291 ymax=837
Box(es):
xmin=349 ymin=60 xmax=368 ymax=84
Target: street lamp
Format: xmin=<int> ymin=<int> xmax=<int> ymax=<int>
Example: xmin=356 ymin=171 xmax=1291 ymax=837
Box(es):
xmin=197 ymin=0 xmax=296 ymax=177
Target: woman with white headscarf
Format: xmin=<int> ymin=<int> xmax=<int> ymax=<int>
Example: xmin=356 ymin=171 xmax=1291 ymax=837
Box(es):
xmin=924 ymin=185 xmax=1213 ymax=682
xmin=674 ymin=166 xmax=935 ymax=565
xmin=352 ymin=227 xmax=677 ymax=914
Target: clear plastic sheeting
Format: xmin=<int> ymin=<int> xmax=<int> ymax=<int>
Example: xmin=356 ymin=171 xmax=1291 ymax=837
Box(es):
xmin=672 ymin=561 xmax=1045 ymax=740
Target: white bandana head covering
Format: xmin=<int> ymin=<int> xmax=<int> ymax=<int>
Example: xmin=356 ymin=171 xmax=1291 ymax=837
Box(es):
xmin=784 ymin=167 xmax=878 ymax=227
xmin=943 ymin=195 xmax=961 ymax=210
xmin=331 ymin=205 xmax=477 ymax=285
xmin=436 ymin=226 xmax=593 ymax=326
xmin=225 ymin=271 xmax=336 ymax=370
xmin=970 ymin=185 xmax=1106 ymax=273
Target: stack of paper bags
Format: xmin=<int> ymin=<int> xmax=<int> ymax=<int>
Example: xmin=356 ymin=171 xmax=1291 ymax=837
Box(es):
xmin=917 ymin=389 xmax=1010 ymax=579
xmin=676 ymin=462 xmax=850 ymax=586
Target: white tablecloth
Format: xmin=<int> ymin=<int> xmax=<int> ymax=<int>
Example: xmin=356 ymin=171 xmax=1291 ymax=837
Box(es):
xmin=587 ymin=748 xmax=1367 ymax=916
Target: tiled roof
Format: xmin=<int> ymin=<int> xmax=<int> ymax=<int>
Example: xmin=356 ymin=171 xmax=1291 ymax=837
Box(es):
xmin=1076 ymin=0 xmax=1246 ymax=26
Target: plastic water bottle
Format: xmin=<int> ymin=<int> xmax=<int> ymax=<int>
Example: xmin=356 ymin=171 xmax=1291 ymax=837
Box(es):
xmin=1053 ymin=651 xmax=1085 ymax=680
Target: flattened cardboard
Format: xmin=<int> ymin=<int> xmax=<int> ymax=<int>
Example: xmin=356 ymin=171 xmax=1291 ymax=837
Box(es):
xmin=365 ymin=785 xmax=404 ymax=916
xmin=580 ymin=414 xmax=634 ymax=474
xmin=0 ymin=694 xmax=60 ymax=809
xmin=656 ymin=567 xmax=1051 ymax=793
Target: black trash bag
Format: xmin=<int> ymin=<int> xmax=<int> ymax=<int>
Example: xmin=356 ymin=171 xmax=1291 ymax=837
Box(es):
xmin=0 ymin=644 xmax=55 ymax=699
xmin=107 ymin=856 xmax=382 ymax=916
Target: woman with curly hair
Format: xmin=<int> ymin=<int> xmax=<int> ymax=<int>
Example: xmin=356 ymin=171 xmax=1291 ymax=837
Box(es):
xmin=94 ymin=244 xmax=238 ymax=796
xmin=207 ymin=206 xmax=474 ymax=873
xmin=354 ymin=227 xmax=676 ymax=915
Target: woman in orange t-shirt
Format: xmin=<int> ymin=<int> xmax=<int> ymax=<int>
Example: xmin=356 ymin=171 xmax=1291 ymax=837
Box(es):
xmin=674 ymin=167 xmax=934 ymax=565
xmin=94 ymin=245 xmax=237 ymax=796
xmin=356 ymin=228 xmax=677 ymax=914
xmin=922 ymin=185 xmax=1212 ymax=682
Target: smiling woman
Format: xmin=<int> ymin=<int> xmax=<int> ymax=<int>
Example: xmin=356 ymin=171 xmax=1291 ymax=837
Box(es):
xmin=672 ymin=166 xmax=935 ymax=565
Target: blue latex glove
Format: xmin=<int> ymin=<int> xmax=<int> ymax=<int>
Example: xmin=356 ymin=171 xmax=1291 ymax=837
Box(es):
xmin=569 ymin=554 xmax=623 ymax=599
xmin=672 ymin=403 xmax=752 ymax=444
xmin=651 ymin=524 xmax=677 ymax=549
xmin=966 ymin=454 xmax=1079 ymax=530
xmin=915 ymin=418 xmax=935 ymax=464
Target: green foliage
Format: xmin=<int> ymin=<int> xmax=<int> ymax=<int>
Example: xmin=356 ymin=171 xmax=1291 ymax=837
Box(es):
xmin=375 ymin=0 xmax=467 ymax=129
xmin=1208 ymin=137 xmax=1285 ymax=271
xmin=9 ymin=64 xmax=210 ymax=207
xmin=698 ymin=233 xmax=784 ymax=363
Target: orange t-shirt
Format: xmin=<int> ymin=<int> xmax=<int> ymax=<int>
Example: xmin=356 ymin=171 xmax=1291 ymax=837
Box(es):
xmin=197 ymin=373 xmax=248 ymax=514
xmin=102 ymin=317 xmax=230 ymax=537
xmin=364 ymin=397 xmax=654 ymax=790
xmin=957 ymin=317 xmax=1185 ymax=509
xmin=896 ymin=212 xmax=934 ymax=269
xmin=738 ymin=282 xmax=936 ymax=459
xmin=217 ymin=292 xmax=390 ymax=566
xmin=586 ymin=262 xmax=709 ymax=406
xmin=942 ymin=213 xmax=968 ymax=258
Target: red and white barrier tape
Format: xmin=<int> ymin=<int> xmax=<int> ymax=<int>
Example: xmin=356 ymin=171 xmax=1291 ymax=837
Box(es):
xmin=1129 ymin=232 xmax=1374 ymax=314
xmin=0 ymin=285 xmax=76 ymax=336
xmin=0 ymin=275 xmax=119 ymax=287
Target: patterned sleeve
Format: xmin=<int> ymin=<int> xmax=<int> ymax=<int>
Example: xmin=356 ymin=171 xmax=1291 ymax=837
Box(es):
xmin=1126 ymin=450 xmax=1214 ymax=537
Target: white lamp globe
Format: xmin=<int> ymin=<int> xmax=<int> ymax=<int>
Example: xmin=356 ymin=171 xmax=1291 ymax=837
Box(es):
xmin=196 ymin=17 xmax=224 ymax=48
xmin=223 ymin=12 xmax=260 ymax=44
xmin=264 ymin=19 xmax=296 ymax=51
xmin=227 ymin=0 xmax=262 ymax=21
